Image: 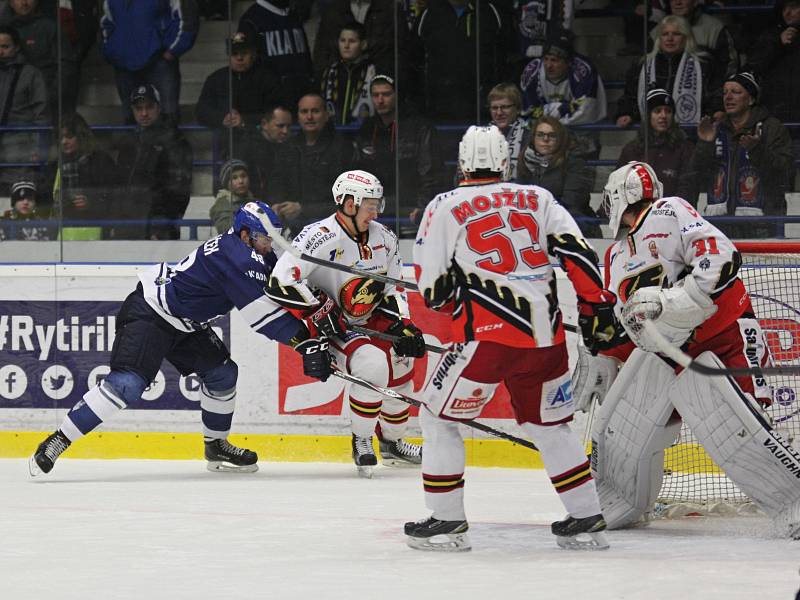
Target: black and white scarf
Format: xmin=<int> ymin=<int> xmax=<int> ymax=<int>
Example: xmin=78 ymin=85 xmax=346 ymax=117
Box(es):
xmin=637 ymin=53 xmax=702 ymax=125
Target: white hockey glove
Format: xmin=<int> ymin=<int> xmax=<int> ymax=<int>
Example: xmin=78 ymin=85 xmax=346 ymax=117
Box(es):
xmin=571 ymin=342 xmax=620 ymax=412
xmin=621 ymin=275 xmax=717 ymax=352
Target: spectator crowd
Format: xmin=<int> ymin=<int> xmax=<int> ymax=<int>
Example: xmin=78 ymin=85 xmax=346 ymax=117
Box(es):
xmin=0 ymin=0 xmax=799 ymax=241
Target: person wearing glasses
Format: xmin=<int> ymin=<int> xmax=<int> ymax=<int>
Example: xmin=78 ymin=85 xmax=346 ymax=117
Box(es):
xmin=487 ymin=82 xmax=530 ymax=180
xmin=516 ymin=116 xmax=600 ymax=238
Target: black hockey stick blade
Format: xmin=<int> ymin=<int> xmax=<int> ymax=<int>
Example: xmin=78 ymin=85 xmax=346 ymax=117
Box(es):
xmin=248 ymin=203 xmax=418 ymax=290
xmin=350 ymin=325 xmax=446 ymax=354
xmin=332 ymin=370 xmax=538 ymax=451
xmin=641 ymin=321 xmax=800 ymax=376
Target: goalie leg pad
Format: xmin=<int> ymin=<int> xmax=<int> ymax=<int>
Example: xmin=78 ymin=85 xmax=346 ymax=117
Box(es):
xmin=671 ymin=352 xmax=800 ymax=538
xmin=591 ymin=349 xmax=680 ymax=529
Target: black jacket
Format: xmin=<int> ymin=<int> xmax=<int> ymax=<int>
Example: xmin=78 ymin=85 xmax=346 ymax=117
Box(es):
xmin=45 ymin=150 xmax=118 ymax=220
xmin=240 ymin=130 xmax=287 ymax=202
xmin=195 ymin=64 xmax=280 ymax=129
xmin=746 ymin=20 xmax=800 ymax=122
xmin=115 ymin=117 xmax=193 ymax=239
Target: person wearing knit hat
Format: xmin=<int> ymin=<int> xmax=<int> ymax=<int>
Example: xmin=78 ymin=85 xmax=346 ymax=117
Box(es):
xmin=210 ymin=159 xmax=256 ymax=234
xmin=690 ymin=70 xmax=793 ymax=237
xmin=617 ymin=88 xmax=696 ymax=199
xmin=0 ymin=179 xmax=54 ymax=241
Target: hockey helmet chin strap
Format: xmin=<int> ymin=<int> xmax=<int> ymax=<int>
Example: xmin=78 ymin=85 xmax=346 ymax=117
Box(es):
xmin=337 ymin=198 xmax=367 ymax=235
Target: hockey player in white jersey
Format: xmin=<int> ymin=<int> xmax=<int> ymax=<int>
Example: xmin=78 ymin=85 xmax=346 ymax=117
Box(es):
xmin=266 ymin=170 xmax=425 ymax=477
xmin=406 ymin=125 xmax=618 ymax=551
xmin=30 ymin=202 xmax=335 ymax=476
xmin=576 ymin=161 xmax=800 ymax=537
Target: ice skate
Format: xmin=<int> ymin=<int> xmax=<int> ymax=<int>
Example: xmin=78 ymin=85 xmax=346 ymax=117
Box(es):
xmin=378 ymin=437 xmax=422 ymax=467
xmin=29 ymin=430 xmax=71 ymax=477
xmin=205 ymin=438 xmax=258 ymax=473
xmin=551 ymin=513 xmax=609 ymax=550
xmin=404 ymin=516 xmax=471 ymax=552
xmin=351 ymin=434 xmax=377 ymax=478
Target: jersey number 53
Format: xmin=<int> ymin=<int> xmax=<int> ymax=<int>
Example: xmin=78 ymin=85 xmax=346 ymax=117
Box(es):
xmin=465 ymin=211 xmax=548 ymax=274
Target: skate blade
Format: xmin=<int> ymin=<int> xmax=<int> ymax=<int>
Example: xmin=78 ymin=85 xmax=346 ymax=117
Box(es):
xmin=380 ymin=457 xmax=421 ymax=468
xmin=28 ymin=455 xmax=45 ymax=477
xmin=406 ymin=533 xmax=471 ymax=552
xmin=206 ymin=461 xmax=259 ymax=473
xmin=356 ymin=465 xmax=374 ymax=479
xmin=555 ymin=531 xmax=610 ymax=550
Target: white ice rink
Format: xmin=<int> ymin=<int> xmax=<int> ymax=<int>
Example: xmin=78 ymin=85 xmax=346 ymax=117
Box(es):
xmin=1 ymin=459 xmax=798 ymax=600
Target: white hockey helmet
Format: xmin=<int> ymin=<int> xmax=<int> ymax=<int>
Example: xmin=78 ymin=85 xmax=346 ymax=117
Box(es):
xmin=458 ymin=125 xmax=509 ymax=179
xmin=332 ymin=169 xmax=385 ymax=212
xmin=602 ymin=162 xmax=663 ymax=237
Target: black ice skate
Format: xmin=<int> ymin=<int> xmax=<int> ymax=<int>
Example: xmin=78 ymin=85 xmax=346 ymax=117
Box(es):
xmin=29 ymin=430 xmax=71 ymax=477
xmin=551 ymin=513 xmax=609 ymax=550
xmin=351 ymin=434 xmax=377 ymax=478
xmin=378 ymin=437 xmax=422 ymax=467
xmin=205 ymin=438 xmax=258 ymax=473
xmin=404 ymin=516 xmax=471 ymax=552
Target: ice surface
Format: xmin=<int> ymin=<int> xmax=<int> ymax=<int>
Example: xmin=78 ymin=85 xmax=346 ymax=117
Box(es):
xmin=1 ymin=459 xmax=797 ymax=600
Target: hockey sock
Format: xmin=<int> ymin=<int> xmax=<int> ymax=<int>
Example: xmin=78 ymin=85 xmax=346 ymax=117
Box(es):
xmin=200 ymin=384 xmax=236 ymax=439
xmin=420 ymin=408 xmax=467 ymax=520
xmin=60 ymin=380 xmax=128 ymax=442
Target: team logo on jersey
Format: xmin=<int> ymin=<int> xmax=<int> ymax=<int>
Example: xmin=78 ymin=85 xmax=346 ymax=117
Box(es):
xmin=291 ymin=266 xmax=301 ymax=281
xmin=339 ymin=277 xmax=384 ymax=317
xmin=648 ymin=240 xmax=658 ymax=259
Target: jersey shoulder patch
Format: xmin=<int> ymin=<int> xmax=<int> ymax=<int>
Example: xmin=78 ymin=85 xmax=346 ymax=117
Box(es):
xmin=296 ymin=219 xmax=341 ymax=256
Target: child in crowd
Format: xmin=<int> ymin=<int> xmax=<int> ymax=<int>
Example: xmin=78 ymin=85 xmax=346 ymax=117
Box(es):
xmin=209 ymin=159 xmax=256 ymax=234
xmin=0 ymin=180 xmax=54 ymax=241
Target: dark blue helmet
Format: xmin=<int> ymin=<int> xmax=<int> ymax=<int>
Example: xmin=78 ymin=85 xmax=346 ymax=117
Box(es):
xmin=233 ymin=201 xmax=281 ymax=238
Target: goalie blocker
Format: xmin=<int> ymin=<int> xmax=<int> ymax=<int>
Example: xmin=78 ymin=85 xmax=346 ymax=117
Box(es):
xmin=592 ymin=349 xmax=800 ymax=538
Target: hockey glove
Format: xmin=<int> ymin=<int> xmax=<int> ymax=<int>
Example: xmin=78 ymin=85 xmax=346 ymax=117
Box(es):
xmin=294 ymin=338 xmax=334 ymax=382
xmin=571 ymin=341 xmax=619 ymax=412
xmin=303 ymin=290 xmax=347 ymax=339
xmin=578 ymin=293 xmax=619 ymax=355
xmin=387 ymin=320 xmax=427 ymax=358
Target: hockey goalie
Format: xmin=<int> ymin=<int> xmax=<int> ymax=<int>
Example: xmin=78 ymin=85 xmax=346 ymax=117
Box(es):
xmin=573 ymin=161 xmax=800 ymax=538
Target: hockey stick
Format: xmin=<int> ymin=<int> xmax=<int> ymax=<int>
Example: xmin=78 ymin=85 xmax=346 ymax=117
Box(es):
xmin=641 ymin=320 xmax=800 ymax=376
xmin=332 ymin=369 xmax=539 ymax=451
xmin=251 ymin=205 xmax=418 ymax=290
xmin=350 ymin=325 xmax=446 ymax=354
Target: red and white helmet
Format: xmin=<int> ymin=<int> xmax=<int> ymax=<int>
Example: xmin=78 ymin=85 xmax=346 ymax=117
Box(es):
xmin=332 ymin=169 xmax=384 ymax=212
xmin=602 ymin=162 xmax=663 ymax=237
xmin=458 ymin=125 xmax=509 ymax=179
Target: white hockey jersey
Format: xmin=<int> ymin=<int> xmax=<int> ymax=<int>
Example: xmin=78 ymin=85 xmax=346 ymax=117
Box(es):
xmin=414 ymin=180 xmax=609 ymax=348
xmin=268 ymin=212 xmax=409 ymax=324
xmin=605 ymin=196 xmax=751 ymax=348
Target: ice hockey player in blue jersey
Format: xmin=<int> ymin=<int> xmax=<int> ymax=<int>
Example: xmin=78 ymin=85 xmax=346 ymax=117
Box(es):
xmin=30 ymin=202 xmax=339 ymax=476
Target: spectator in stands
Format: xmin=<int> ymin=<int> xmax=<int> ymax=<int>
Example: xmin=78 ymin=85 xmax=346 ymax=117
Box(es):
xmin=238 ymin=0 xmax=313 ymax=108
xmin=0 ymin=179 xmax=53 ymax=240
xmin=487 ymin=82 xmax=530 ymax=180
xmin=617 ymin=0 xmax=667 ymax=57
xmin=0 ymin=0 xmax=78 ymax=120
xmin=271 ymin=92 xmax=355 ymax=229
xmin=690 ymin=72 xmax=794 ymax=238
xmin=516 ymin=115 xmax=600 ymax=237
xmin=512 ymin=0 xmax=573 ymax=64
xmin=101 ymin=0 xmax=198 ymax=124
xmin=240 ymin=104 xmax=294 ymax=208
xmin=114 ymin=84 xmax=193 ymax=240
xmin=209 ymin=159 xmax=256 ymax=234
xmin=355 ymin=74 xmax=444 ymax=226
xmin=520 ymin=28 xmax=606 ymax=158
xmin=746 ymin=0 xmax=800 ymax=124
xmin=195 ymin=31 xmax=280 ymax=147
xmin=320 ymin=22 xmax=376 ymax=126
xmin=414 ymin=0 xmax=510 ymax=122
xmin=617 ymin=15 xmax=721 ymax=128
xmin=0 ymin=25 xmax=47 ymax=195
xmin=46 ymin=112 xmax=116 ymax=240
xmin=617 ymin=88 xmax=696 ymax=201
xmin=664 ymin=0 xmax=739 ymax=78
xmin=313 ymin=0 xmax=401 ymax=82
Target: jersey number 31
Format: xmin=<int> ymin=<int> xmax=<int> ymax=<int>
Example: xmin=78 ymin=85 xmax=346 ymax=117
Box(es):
xmin=465 ymin=211 xmax=548 ymax=274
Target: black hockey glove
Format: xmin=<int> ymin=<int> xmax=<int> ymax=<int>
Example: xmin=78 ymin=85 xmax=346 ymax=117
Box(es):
xmin=294 ymin=338 xmax=334 ymax=382
xmin=386 ymin=320 xmax=426 ymax=358
xmin=303 ymin=290 xmax=347 ymax=339
xmin=578 ymin=294 xmax=620 ymax=356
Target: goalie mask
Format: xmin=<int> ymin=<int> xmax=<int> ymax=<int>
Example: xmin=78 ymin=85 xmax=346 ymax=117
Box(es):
xmin=602 ymin=162 xmax=663 ymax=237
xmin=458 ymin=125 xmax=509 ymax=180
xmin=332 ymin=170 xmax=385 ymax=213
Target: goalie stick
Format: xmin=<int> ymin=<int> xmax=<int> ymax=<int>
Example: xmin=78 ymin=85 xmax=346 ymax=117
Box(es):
xmin=641 ymin=320 xmax=800 ymax=376
xmin=332 ymin=369 xmax=539 ymax=451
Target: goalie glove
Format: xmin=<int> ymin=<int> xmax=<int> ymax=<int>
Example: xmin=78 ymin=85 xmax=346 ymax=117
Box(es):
xmin=294 ymin=337 xmax=334 ymax=382
xmin=302 ymin=290 xmax=347 ymax=339
xmin=571 ymin=341 xmax=619 ymax=413
xmin=577 ymin=291 xmax=619 ymax=355
xmin=621 ymin=275 xmax=717 ymax=353
xmin=386 ymin=320 xmax=426 ymax=358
